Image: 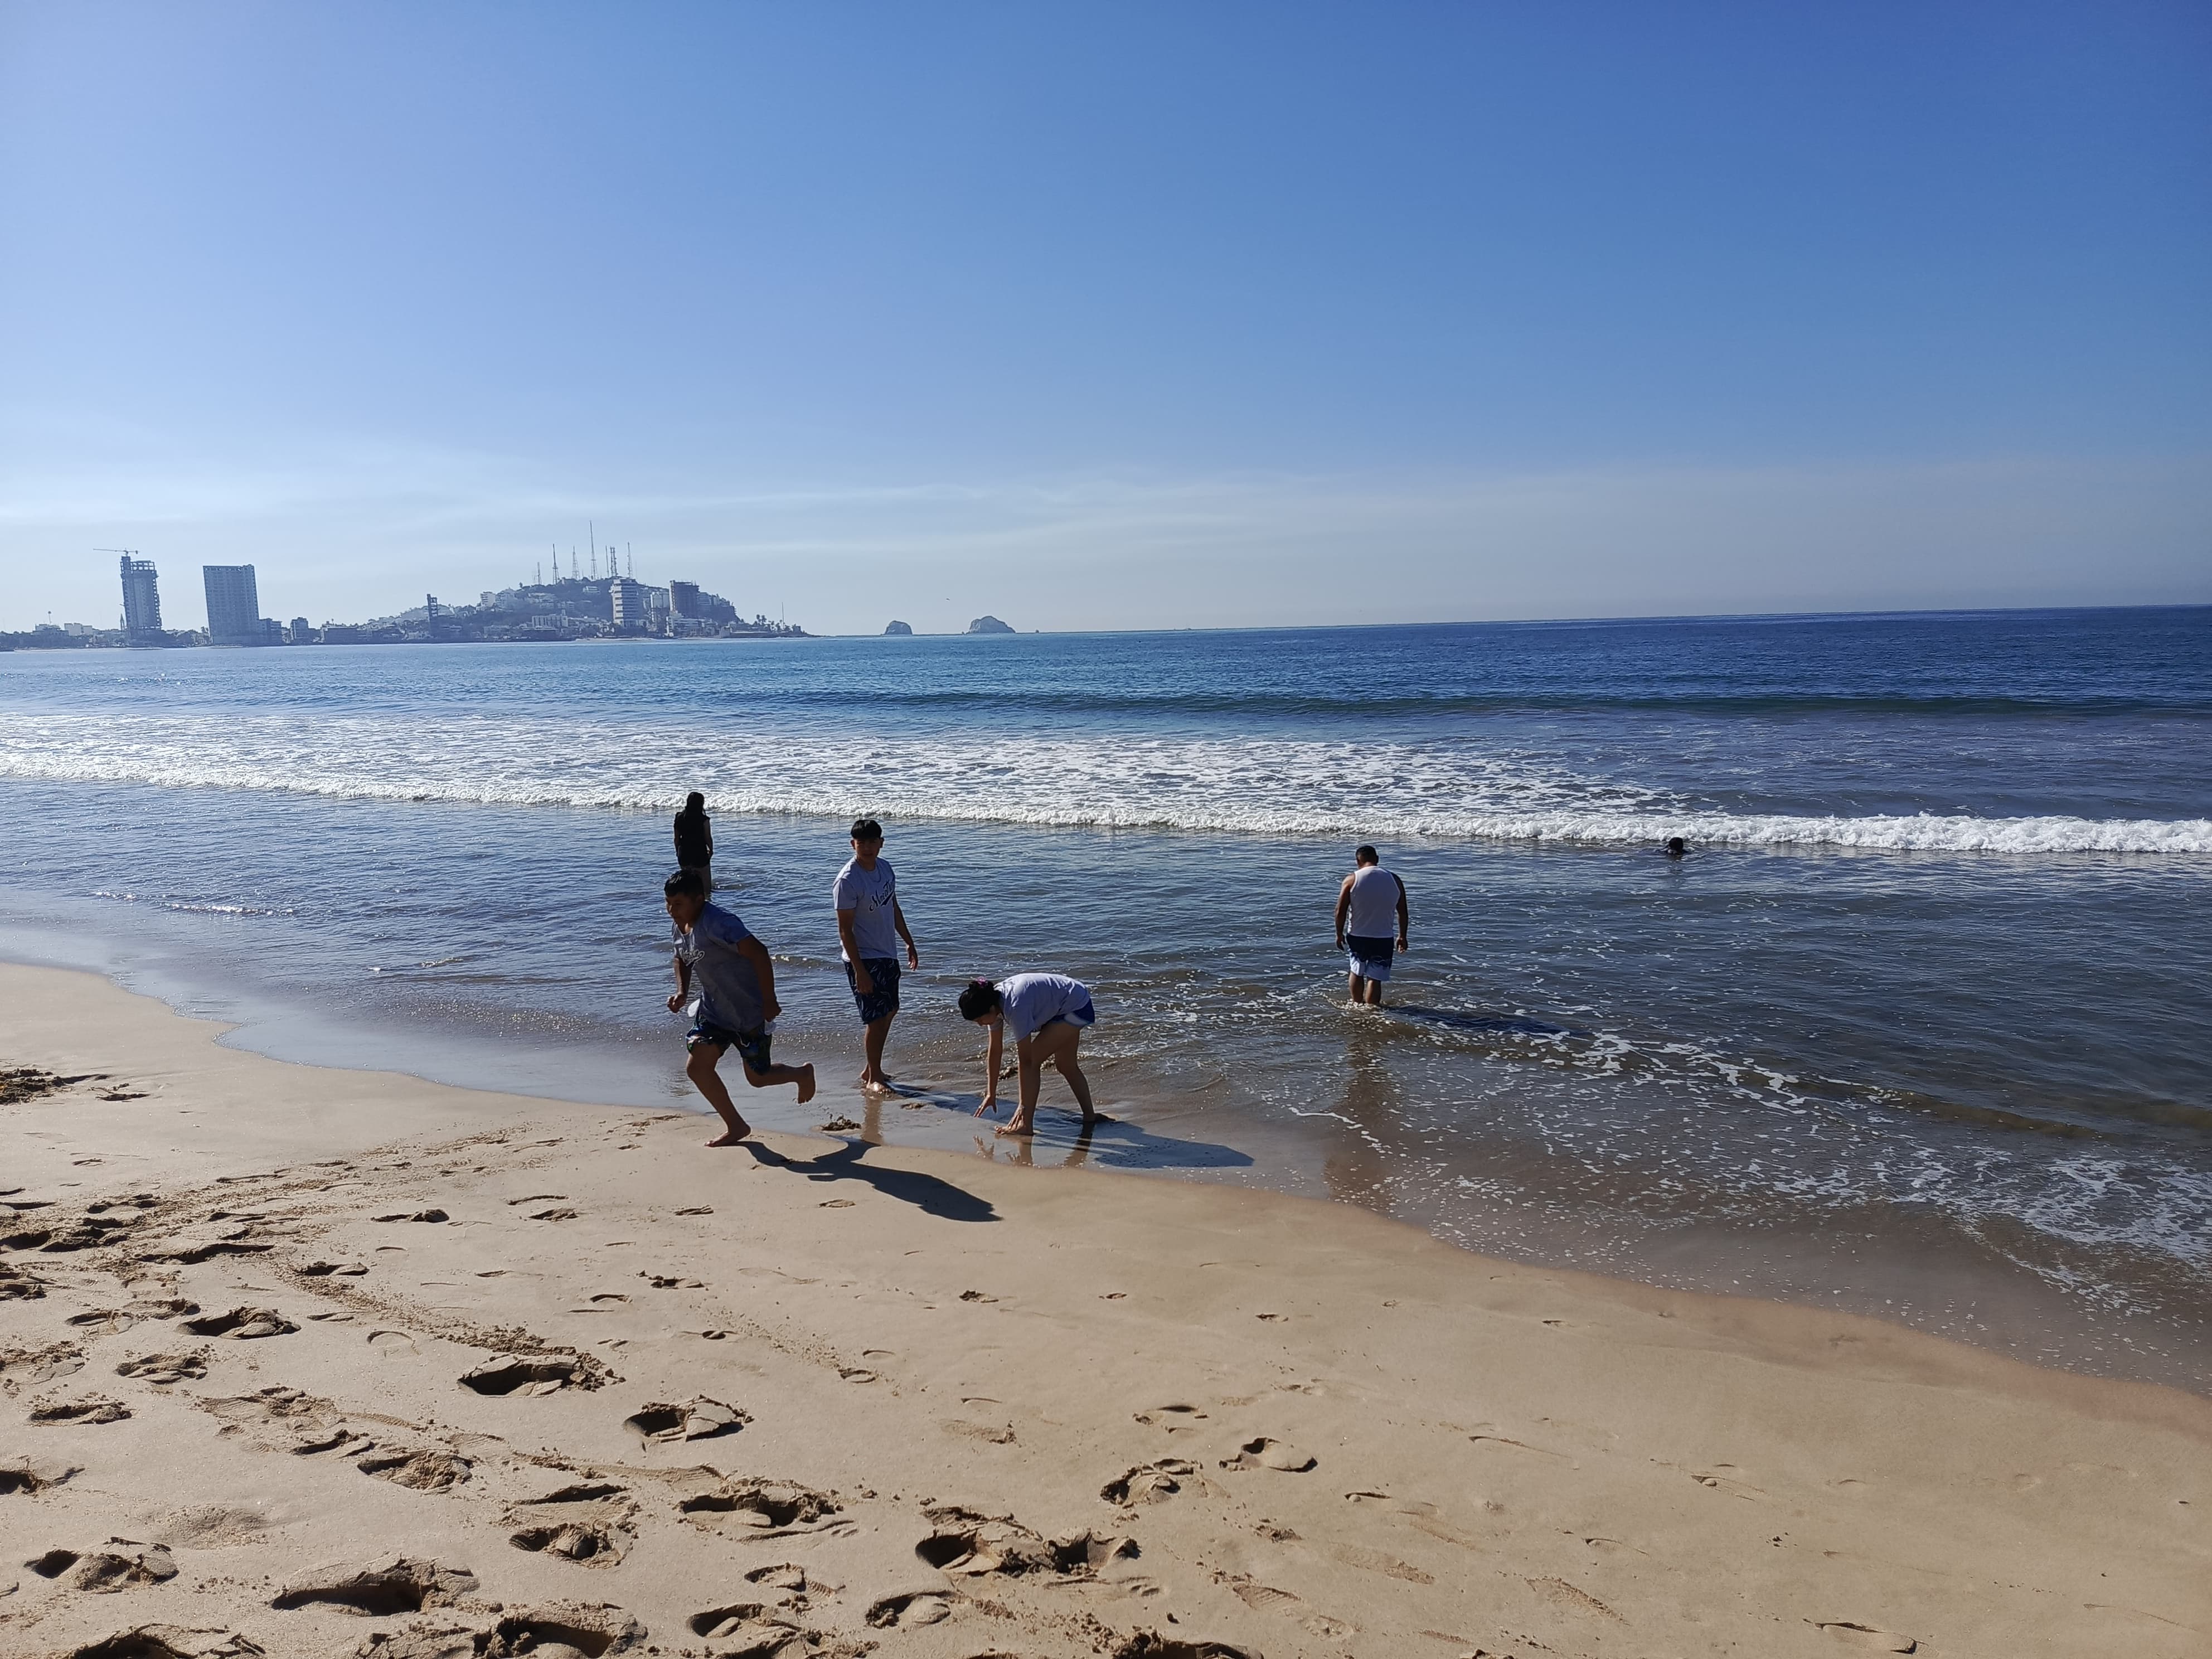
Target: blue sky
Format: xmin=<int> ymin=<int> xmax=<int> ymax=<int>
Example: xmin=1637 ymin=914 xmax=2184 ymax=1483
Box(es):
xmin=3 ymin=1 xmax=2206 ymax=634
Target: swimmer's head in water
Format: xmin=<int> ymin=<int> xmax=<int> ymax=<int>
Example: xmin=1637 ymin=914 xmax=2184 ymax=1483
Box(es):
xmin=958 ymin=979 xmax=1003 ymax=1022
xmin=1355 ymin=843 xmax=1379 ymax=866
xmin=1665 ymin=837 xmax=1687 ymax=857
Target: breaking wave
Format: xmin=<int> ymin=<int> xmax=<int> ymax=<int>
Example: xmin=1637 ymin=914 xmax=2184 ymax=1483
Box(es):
xmin=3 ymin=710 xmax=2206 ymax=856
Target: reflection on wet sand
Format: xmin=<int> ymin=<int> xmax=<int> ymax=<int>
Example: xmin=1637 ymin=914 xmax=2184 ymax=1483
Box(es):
xmin=1326 ymin=1011 xmax=1400 ymax=1216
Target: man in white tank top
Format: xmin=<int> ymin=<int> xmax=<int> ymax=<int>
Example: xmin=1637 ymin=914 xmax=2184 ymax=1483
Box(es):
xmin=1334 ymin=844 xmax=1409 ymax=1006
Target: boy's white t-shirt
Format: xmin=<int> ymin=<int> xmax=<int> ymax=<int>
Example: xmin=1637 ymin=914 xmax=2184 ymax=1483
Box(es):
xmin=833 ymin=857 xmax=900 ymax=960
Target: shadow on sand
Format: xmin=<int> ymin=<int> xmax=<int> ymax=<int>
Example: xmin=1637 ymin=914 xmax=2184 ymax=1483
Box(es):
xmin=743 ymin=1137 xmax=1000 ymax=1223
xmin=885 ymin=1086 xmax=1257 ymax=1173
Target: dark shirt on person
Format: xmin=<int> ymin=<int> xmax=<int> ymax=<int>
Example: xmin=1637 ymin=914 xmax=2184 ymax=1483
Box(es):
xmin=675 ymin=809 xmax=712 ymax=867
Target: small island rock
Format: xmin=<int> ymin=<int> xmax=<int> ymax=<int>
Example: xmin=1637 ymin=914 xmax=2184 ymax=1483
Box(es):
xmin=884 ymin=620 xmax=914 ymax=636
xmin=967 ymin=615 xmax=1015 ymax=635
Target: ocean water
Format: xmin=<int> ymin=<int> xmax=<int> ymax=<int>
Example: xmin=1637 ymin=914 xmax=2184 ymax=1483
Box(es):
xmin=2 ymin=609 xmax=2208 ymax=1388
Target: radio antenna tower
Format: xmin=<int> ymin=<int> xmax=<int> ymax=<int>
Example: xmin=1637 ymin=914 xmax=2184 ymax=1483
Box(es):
xmin=626 ymin=542 xmax=633 ymax=578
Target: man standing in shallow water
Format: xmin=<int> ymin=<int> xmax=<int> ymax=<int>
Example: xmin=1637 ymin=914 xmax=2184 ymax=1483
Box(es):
xmin=835 ymin=817 xmax=920 ymax=1092
xmin=1335 ymin=843 xmax=1409 ymax=1006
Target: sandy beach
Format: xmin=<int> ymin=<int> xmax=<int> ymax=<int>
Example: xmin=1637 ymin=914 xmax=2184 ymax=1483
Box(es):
xmin=2 ymin=961 xmax=2206 ymax=1659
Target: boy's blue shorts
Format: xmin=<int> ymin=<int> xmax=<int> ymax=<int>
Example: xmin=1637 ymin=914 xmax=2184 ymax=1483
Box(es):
xmin=687 ymin=1020 xmax=772 ymax=1072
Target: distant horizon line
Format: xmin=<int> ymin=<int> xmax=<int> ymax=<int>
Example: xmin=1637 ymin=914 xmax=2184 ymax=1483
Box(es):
xmin=6 ymin=598 xmax=2205 ymax=643
xmin=835 ymin=600 xmax=2211 ymax=639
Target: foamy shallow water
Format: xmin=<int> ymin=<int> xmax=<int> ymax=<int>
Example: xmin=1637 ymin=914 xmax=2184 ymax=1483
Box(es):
xmin=3 ymin=610 xmax=2208 ymax=1387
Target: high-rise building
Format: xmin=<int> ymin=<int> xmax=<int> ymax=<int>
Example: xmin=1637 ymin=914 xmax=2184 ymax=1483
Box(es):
xmin=289 ymin=617 xmax=313 ymax=644
xmin=668 ymin=580 xmax=701 ymax=619
xmin=119 ymin=556 xmax=164 ymax=644
xmin=203 ymin=565 xmax=266 ymax=646
xmin=610 ymin=576 xmax=652 ymax=631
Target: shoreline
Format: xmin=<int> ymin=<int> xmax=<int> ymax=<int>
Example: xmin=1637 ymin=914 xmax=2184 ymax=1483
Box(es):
xmin=3 ymin=959 xmax=2208 ymax=1658
xmin=6 ymin=926 xmax=2206 ymax=1400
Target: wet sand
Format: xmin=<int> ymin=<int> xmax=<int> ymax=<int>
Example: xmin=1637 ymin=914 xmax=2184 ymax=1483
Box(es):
xmin=3 ymin=962 xmax=2207 ymax=1658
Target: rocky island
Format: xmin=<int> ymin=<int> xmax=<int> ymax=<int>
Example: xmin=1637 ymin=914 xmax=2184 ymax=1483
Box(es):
xmin=967 ymin=614 xmax=1015 ymax=634
xmin=883 ymin=619 xmax=914 ymax=636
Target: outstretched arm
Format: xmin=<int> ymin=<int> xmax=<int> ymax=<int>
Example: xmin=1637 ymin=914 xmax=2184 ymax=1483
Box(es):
xmin=736 ymin=935 xmax=783 ymax=1023
xmin=974 ymin=1022 xmax=1005 ymax=1115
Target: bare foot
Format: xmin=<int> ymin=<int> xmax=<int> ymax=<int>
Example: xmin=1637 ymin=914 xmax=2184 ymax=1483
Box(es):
xmin=996 ymin=1119 xmax=1035 ymax=1138
xmin=796 ymin=1065 xmax=817 ymax=1106
xmin=706 ymin=1126 xmax=750 ymax=1147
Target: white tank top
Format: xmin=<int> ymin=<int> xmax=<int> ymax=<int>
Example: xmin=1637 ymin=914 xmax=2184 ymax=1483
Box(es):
xmin=1347 ymin=865 xmax=1399 ymax=937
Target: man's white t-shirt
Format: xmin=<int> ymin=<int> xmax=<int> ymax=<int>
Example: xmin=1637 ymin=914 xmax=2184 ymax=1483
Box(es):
xmin=833 ymin=857 xmax=900 ymax=961
xmin=1347 ymin=865 xmax=1401 ymax=938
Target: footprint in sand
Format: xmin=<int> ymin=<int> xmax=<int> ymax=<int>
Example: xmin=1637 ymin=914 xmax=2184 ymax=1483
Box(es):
xmin=459 ymin=1354 xmax=599 ymax=1396
xmin=866 ymin=1590 xmax=952 ymax=1628
xmin=507 ymin=1194 xmax=567 ymax=1205
xmin=114 ymin=1351 xmax=208 ymax=1385
xmin=1102 ymin=1459 xmax=1197 ymax=1505
xmin=1814 ymin=1623 xmax=1918 ymax=1652
xmin=0 ymin=1459 xmax=80 ymax=1495
xmin=1133 ymin=1404 xmax=1208 ymax=1430
xmin=371 ymin=1209 xmax=449 ymax=1224
xmin=530 ymin=1207 xmax=579 ymax=1221
xmin=508 ymin=1514 xmax=632 ymax=1565
xmin=678 ymin=1478 xmax=840 ymax=1535
xmin=180 ymin=1307 xmax=297 ymax=1340
xmin=819 ymin=1199 xmax=855 ymax=1209
xmin=271 ymin=1556 xmax=478 ymax=1614
xmin=1221 ymin=1437 xmax=1317 ymax=1473
xmin=367 ymin=1330 xmax=419 ymax=1357
xmin=28 ymin=1396 xmax=132 ymax=1426
xmin=675 ymin=1205 xmax=714 ymax=1216
xmin=27 ymin=1541 xmax=177 ymax=1592
xmin=623 ymin=1396 xmax=747 ymax=1445
xmin=357 ymin=1449 xmax=473 ymax=1492
xmin=687 ymin=1600 xmax=774 ymax=1637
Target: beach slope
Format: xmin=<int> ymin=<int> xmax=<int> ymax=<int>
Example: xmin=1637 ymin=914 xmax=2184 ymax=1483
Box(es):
xmin=2 ymin=963 xmax=2206 ymax=1658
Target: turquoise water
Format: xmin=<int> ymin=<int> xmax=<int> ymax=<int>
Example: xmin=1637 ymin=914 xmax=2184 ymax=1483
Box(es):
xmin=3 ymin=608 xmax=2207 ymax=1386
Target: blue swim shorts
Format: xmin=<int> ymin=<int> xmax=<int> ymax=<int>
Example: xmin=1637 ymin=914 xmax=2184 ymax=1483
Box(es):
xmin=687 ymin=1020 xmax=773 ymax=1073
xmin=1345 ymin=935 xmax=1394 ymax=982
xmin=844 ymin=956 xmax=901 ymax=1024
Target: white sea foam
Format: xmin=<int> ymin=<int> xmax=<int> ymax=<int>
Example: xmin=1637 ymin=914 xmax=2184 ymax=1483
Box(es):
xmin=4 ymin=710 xmax=2208 ymax=856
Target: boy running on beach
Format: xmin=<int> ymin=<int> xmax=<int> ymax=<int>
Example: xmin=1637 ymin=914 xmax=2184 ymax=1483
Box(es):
xmin=834 ymin=817 xmax=920 ymax=1092
xmin=1334 ymin=844 xmax=1409 ymax=1006
xmin=664 ymin=869 xmax=815 ymax=1144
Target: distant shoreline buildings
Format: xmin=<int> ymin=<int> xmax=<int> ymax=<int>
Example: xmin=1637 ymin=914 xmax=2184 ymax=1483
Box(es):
xmin=1 ymin=551 xmax=807 ymax=649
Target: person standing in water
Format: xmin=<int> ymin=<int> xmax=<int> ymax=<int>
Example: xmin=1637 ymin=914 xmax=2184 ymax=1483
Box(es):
xmin=959 ymin=973 xmax=1099 ymax=1136
xmin=1334 ymin=843 xmax=1409 ymax=1006
xmin=663 ymin=869 xmax=816 ymax=1145
xmin=835 ymin=817 xmax=920 ymax=1092
xmin=674 ymin=792 xmax=714 ymax=891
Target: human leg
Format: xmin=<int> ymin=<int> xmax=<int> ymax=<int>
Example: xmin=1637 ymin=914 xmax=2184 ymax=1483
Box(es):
xmin=860 ymin=1013 xmax=894 ymax=1088
xmin=684 ymin=1040 xmax=753 ymax=1145
xmin=1001 ymin=1037 xmax=1045 ymax=1136
xmin=731 ymin=1028 xmax=816 ymax=1105
xmin=1038 ymin=1021 xmax=1098 ymax=1121
xmin=846 ymin=958 xmax=900 ymax=1088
